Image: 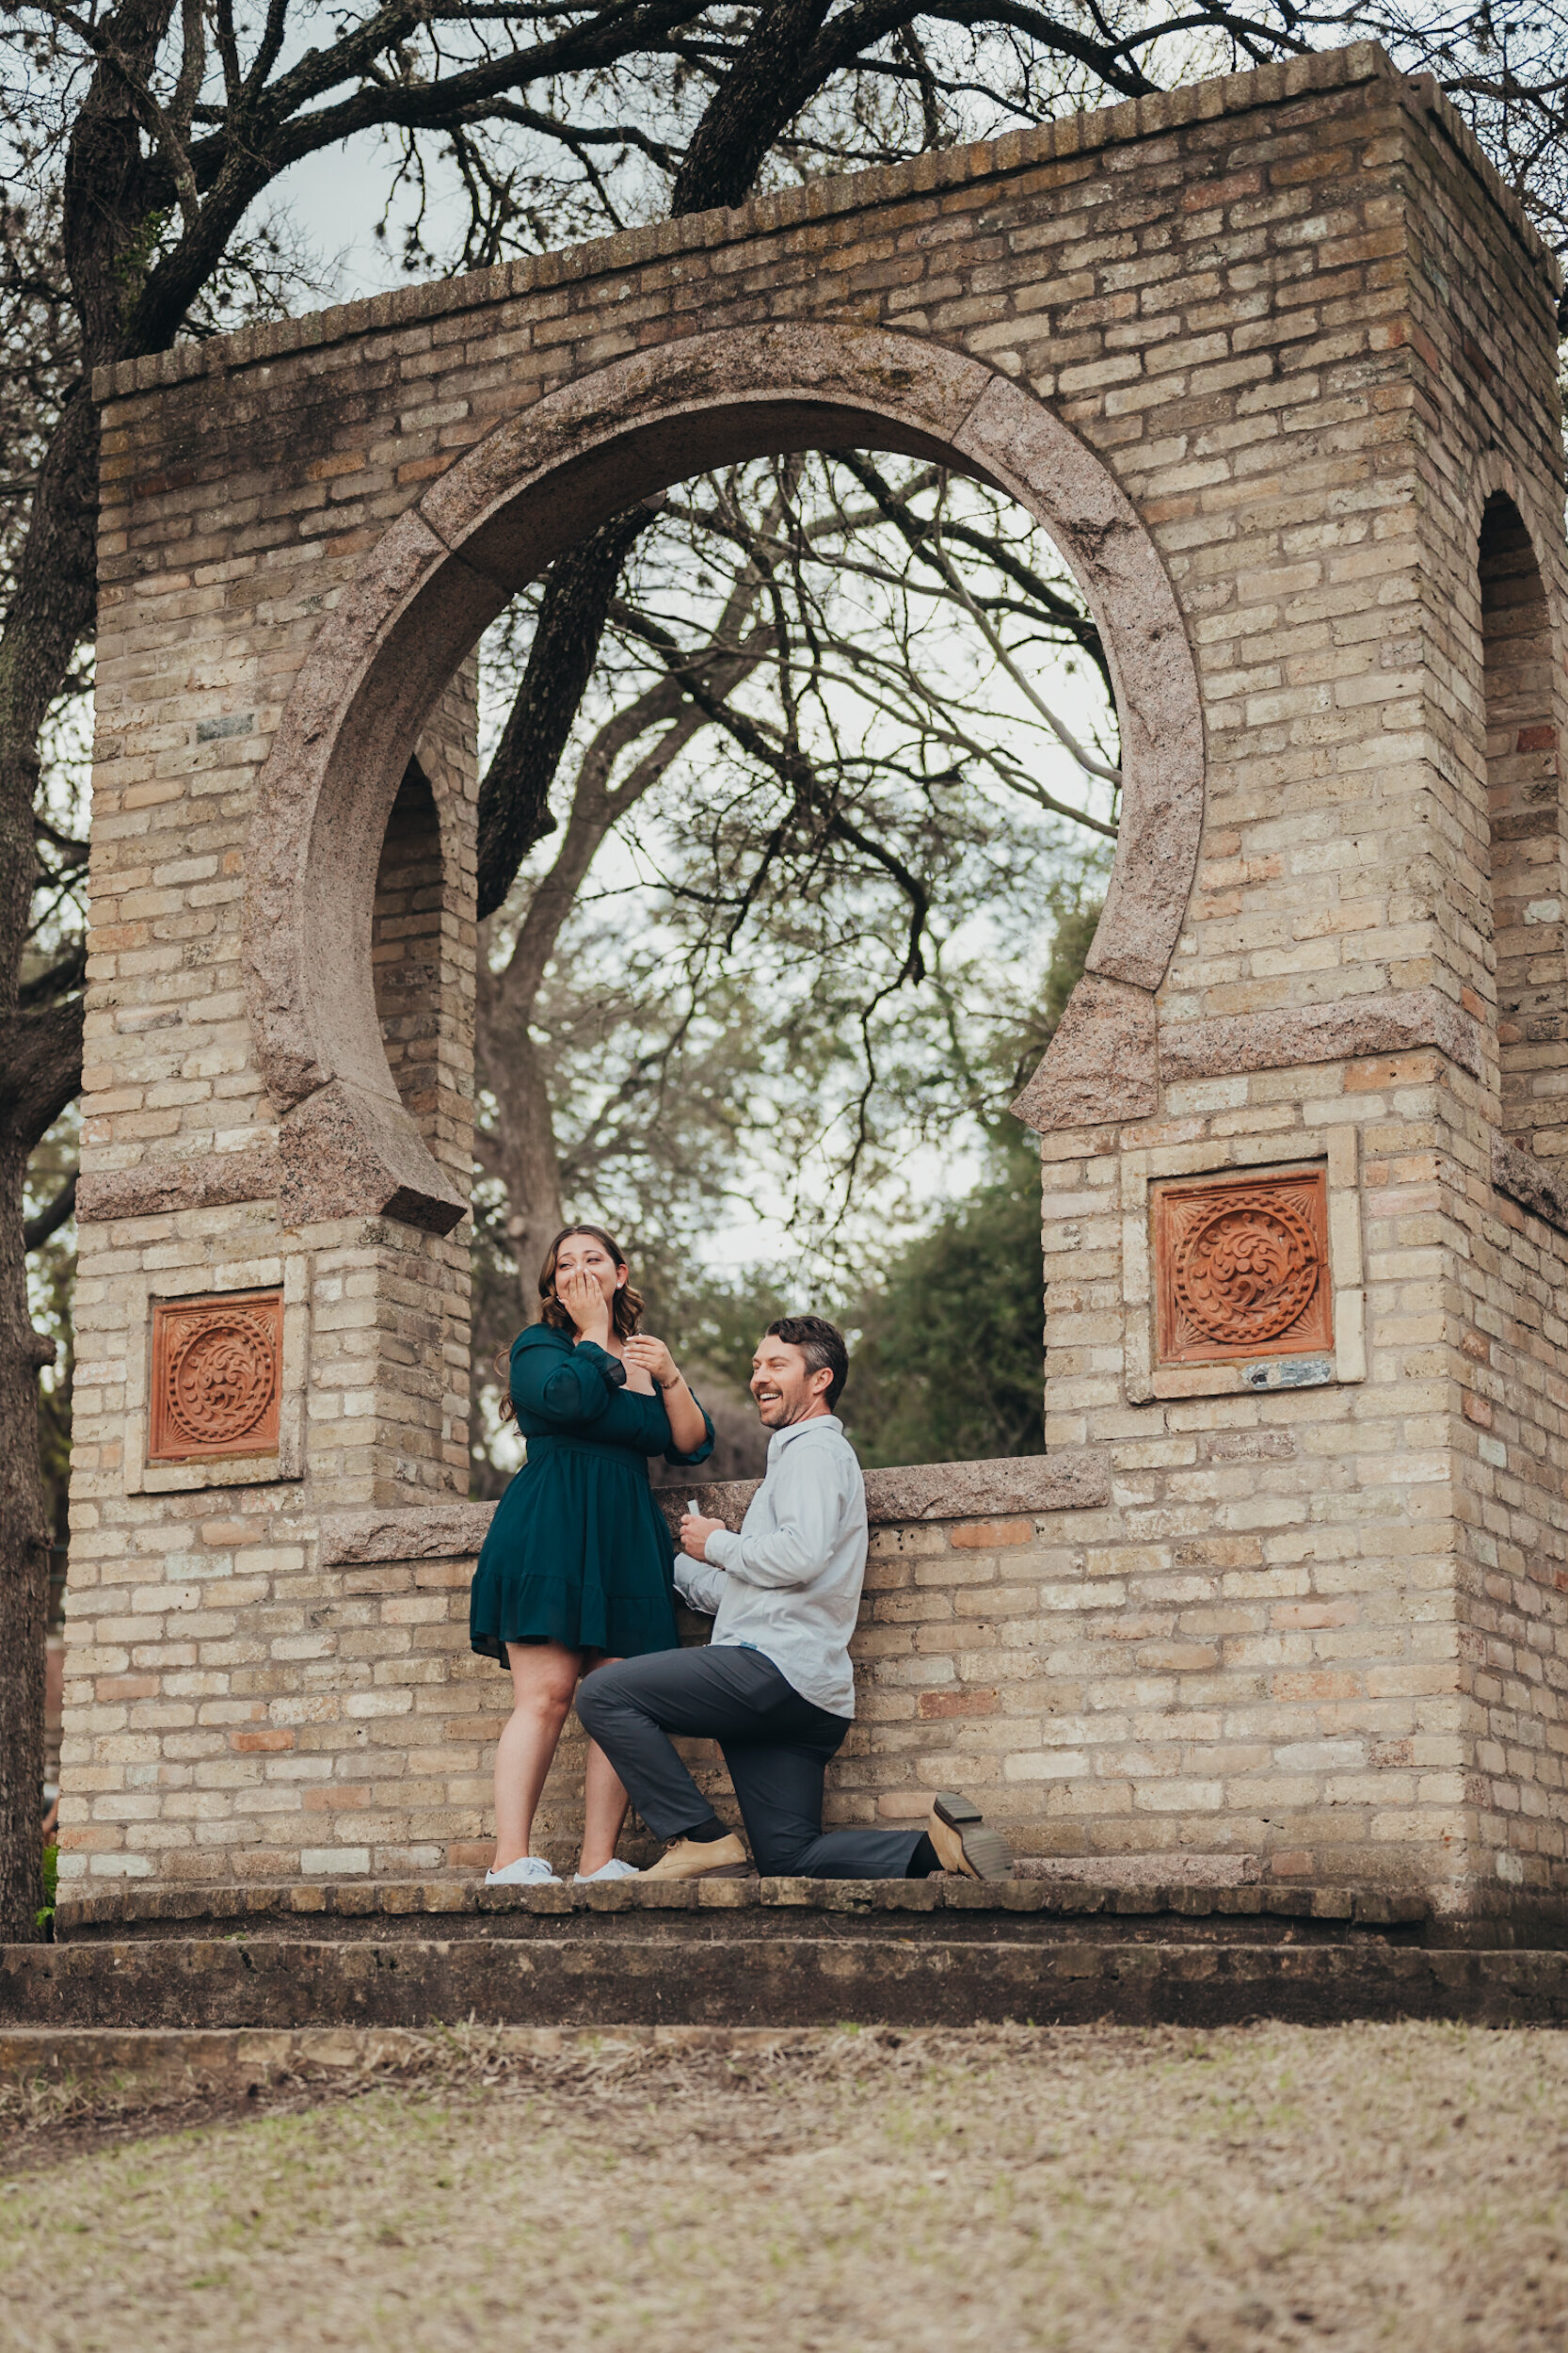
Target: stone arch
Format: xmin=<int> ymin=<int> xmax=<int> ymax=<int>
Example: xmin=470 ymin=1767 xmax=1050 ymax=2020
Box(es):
xmin=1465 ymin=456 xmax=1568 ymax=1158
xmin=245 ymin=323 xmax=1205 ymax=1229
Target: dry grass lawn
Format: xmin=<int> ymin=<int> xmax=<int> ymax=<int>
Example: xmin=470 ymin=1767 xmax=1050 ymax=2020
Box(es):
xmin=1 ymin=2022 xmax=1566 ymax=2351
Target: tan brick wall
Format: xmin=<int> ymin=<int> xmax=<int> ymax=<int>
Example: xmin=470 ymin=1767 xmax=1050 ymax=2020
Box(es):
xmin=60 ymin=46 xmax=1568 ymax=1919
xmin=1045 ymin=1065 xmax=1471 ymax=1892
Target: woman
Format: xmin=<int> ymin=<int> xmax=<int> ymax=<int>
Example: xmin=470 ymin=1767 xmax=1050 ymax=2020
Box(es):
xmin=470 ymin=1225 xmax=715 ymax=1885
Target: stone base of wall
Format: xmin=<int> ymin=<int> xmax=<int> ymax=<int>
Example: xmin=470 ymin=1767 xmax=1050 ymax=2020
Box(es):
xmin=13 ymin=1883 xmax=1568 ymax=2030
xmin=57 ymin=1451 xmax=1564 ymax=1924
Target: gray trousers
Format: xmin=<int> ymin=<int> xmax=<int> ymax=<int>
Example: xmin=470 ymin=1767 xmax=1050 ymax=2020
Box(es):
xmin=577 ymin=1645 xmax=929 ymax=1879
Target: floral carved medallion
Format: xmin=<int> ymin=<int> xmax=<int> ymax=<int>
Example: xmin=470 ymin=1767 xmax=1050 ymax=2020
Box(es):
xmin=1153 ymin=1170 xmax=1331 ymax=1366
xmin=149 ymin=1291 xmax=283 ymax=1463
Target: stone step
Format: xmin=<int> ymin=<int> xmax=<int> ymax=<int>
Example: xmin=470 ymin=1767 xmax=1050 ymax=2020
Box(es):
xmin=24 ymin=1878 xmax=1560 ymax=2032
xmin=54 ymin=1875 xmax=1437 ymax=1946
xmin=8 ymin=1928 xmax=1568 ymax=2031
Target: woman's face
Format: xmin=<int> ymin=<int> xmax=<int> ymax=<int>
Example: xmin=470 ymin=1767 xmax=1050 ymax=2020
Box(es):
xmin=552 ymin=1232 xmax=627 ymax=1306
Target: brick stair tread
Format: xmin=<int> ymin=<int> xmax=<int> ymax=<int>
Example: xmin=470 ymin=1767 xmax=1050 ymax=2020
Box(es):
xmin=54 ymin=1875 xmax=1430 ymax=1938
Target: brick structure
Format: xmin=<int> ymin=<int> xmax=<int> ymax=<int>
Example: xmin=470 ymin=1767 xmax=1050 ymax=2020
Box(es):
xmin=61 ymin=42 xmax=1568 ymax=1929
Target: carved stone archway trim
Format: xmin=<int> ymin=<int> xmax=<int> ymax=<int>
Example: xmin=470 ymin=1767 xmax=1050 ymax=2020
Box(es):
xmin=244 ymin=322 xmax=1205 ymax=1225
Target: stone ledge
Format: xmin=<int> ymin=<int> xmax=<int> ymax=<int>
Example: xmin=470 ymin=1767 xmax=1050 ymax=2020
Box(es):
xmin=1013 ymin=976 xmax=1158 ymax=1133
xmin=1021 ymin=1852 xmax=1258 ymax=1888
xmin=1159 ymin=987 xmax=1483 ymax=1086
xmin=54 ymin=1876 xmax=1428 ymax=1936
xmin=1493 ymin=1135 xmax=1568 ymax=1237
xmin=92 ymin=46 xmax=1432 ymax=408
xmin=9 ymin=1935 xmax=1568 ymax=2031
xmin=318 ymin=1450 xmax=1110 ymax=1565
xmin=321 ymin=1499 xmax=494 ymax=1563
xmin=76 ymin=1147 xmax=283 ymax=1224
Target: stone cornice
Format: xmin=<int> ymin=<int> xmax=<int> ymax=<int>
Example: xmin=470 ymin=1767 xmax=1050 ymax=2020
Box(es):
xmin=1024 ymin=985 xmax=1486 ymax=1135
xmin=319 ymin=1449 xmax=1110 ymax=1564
xmin=1160 ymin=987 xmax=1483 ymax=1087
xmin=76 ymin=1148 xmax=283 ymax=1224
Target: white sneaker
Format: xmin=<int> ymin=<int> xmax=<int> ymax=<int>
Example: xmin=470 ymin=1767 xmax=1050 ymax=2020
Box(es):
xmin=485 ymin=1855 xmax=559 ymax=1886
xmin=573 ymin=1858 xmax=639 ymax=1883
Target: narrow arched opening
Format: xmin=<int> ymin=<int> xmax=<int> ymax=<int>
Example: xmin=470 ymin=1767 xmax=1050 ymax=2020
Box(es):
xmin=372 ymin=756 xmax=446 ymax=1143
xmin=1480 ymin=491 xmax=1564 ymax=1153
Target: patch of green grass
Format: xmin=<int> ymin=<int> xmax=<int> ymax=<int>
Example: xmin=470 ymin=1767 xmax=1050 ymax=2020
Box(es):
xmin=34 ymin=1844 xmax=56 ymax=1934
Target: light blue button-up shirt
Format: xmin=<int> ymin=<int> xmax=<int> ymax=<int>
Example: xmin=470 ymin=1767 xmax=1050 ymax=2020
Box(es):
xmin=674 ymin=1413 xmax=868 ymax=1719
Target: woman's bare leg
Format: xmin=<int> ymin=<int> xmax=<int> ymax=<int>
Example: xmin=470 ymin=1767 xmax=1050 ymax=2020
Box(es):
xmin=492 ymin=1641 xmax=582 ymax=1869
xmin=577 ymin=1655 xmax=630 ymax=1876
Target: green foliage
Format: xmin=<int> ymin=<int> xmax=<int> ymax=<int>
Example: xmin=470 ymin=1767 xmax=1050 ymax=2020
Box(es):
xmin=35 ymin=1841 xmax=56 ymax=1932
xmin=637 ymin=1262 xmax=799 ymax=1483
xmin=839 ymin=895 xmax=1099 ymax=1467
xmin=840 ymin=1126 xmax=1047 ymax=1466
xmin=472 ymin=887 xmax=1103 ymax=1483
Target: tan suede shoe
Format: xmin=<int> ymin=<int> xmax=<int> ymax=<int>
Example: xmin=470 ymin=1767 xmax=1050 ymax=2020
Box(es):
xmin=927 ymin=1791 xmax=1014 ymax=1881
xmin=641 ymin=1831 xmax=750 ymax=1881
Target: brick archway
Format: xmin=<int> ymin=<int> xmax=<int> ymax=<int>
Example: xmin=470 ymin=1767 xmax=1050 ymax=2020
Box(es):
xmin=78 ymin=52 xmax=1568 ymax=1913
xmin=243 ymin=321 xmax=1205 ymax=1232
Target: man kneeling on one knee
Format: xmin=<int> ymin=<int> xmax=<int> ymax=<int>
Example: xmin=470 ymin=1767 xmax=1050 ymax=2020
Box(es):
xmin=576 ymin=1315 xmax=1013 ymax=1883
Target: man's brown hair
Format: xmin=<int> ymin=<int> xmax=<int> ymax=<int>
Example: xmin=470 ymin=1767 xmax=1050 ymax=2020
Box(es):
xmin=766 ymin=1314 xmax=849 ymax=1409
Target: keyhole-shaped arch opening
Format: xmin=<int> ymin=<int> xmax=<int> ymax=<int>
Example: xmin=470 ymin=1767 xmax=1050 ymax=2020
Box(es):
xmin=1480 ymin=490 xmax=1564 ymax=1155
xmin=248 ymin=328 xmax=1207 ymax=1232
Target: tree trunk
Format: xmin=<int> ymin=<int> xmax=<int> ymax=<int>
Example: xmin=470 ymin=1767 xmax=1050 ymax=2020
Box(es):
xmin=472 ymin=0 xmax=840 ymax=925
xmin=0 ymin=3 xmax=175 ymax=1937
xmin=475 ymin=509 xmax=655 ymax=918
xmin=0 ymin=389 xmax=99 ymax=1944
xmin=0 ymin=1140 xmax=51 ymax=1941
xmin=479 ymin=963 xmax=568 ymax=1297
xmin=475 ymin=575 xmax=768 ymax=1330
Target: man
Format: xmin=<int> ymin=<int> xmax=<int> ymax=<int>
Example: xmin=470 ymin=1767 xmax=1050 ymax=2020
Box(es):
xmin=576 ymin=1315 xmax=1014 ymax=1882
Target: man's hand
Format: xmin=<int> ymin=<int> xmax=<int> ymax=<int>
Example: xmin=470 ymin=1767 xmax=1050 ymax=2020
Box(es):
xmin=680 ymin=1513 xmax=727 ymax=1561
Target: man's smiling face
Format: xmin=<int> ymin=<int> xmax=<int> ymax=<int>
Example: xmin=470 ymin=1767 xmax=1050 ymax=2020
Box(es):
xmin=749 ymin=1336 xmax=832 ymax=1428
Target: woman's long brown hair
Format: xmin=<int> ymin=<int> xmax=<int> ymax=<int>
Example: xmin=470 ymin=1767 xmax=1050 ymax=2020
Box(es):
xmin=493 ymin=1225 xmax=645 ymax=1420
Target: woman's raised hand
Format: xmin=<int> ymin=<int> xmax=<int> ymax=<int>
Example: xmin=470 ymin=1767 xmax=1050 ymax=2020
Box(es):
xmin=558 ymin=1264 xmax=612 ymax=1344
xmin=623 ymin=1336 xmax=678 ymax=1388
xmin=629 ymin=1336 xmax=708 ymax=1453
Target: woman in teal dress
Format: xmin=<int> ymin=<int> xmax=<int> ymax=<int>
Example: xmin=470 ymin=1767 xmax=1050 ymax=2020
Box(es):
xmin=471 ymin=1224 xmax=714 ymax=1887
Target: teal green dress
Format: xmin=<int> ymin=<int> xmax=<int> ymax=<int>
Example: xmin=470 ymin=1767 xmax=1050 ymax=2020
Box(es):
xmin=469 ymin=1324 xmax=715 ymax=1664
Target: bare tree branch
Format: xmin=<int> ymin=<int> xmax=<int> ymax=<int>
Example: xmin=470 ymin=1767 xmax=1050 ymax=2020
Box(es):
xmin=24 ymin=1170 xmax=75 ymax=1254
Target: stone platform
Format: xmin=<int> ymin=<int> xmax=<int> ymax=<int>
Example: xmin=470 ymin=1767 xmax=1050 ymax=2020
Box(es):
xmin=8 ymin=1879 xmax=1568 ymax=2032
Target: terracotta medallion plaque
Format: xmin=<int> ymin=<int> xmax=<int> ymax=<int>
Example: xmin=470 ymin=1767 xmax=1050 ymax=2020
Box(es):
xmin=1153 ymin=1169 xmax=1331 ymax=1366
xmin=149 ymin=1290 xmax=283 ymax=1463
